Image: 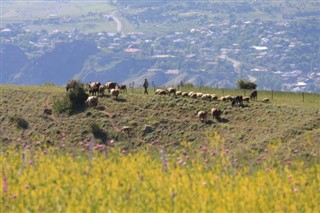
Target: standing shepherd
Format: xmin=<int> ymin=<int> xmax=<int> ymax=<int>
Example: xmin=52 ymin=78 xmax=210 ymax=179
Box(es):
xmin=143 ymin=79 xmax=149 ymax=95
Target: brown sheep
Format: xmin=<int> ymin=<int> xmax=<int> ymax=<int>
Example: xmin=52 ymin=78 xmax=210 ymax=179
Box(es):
xmin=243 ymin=96 xmax=250 ymax=102
xmin=211 ymin=108 xmax=222 ymax=120
xmin=85 ymin=96 xmax=98 ymax=107
xmin=117 ymin=84 xmax=127 ymax=93
xmin=231 ymin=95 xmax=243 ymax=107
xmin=189 ymin=92 xmax=197 ymax=99
xmin=110 ymin=89 xmax=120 ymax=99
xmin=224 ymin=95 xmax=233 ymax=102
xmin=166 ymin=87 xmax=176 ymax=96
xmin=105 ymin=82 xmax=117 ymax=93
xmin=155 ymin=89 xmax=167 ymax=95
xmin=99 ymin=85 xmax=106 ymax=96
xmin=220 ymin=96 xmax=227 ymax=101
xmin=88 ymin=82 xmax=101 ymax=96
xmin=197 ymin=110 xmax=208 ymax=123
xmin=176 ymin=91 xmax=182 ymax=96
xmin=210 ymin=94 xmax=218 ymax=101
xmin=201 ymin=94 xmax=211 ymax=101
xmin=250 ymin=90 xmax=258 ymax=101
xmin=181 ymin=92 xmax=189 ymax=97
xmin=196 ymin=92 xmax=203 ymax=98
xmin=262 ymin=98 xmax=270 ymax=103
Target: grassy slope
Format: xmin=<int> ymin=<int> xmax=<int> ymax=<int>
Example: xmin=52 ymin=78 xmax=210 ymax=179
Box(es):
xmin=1 ymin=85 xmax=319 ymax=163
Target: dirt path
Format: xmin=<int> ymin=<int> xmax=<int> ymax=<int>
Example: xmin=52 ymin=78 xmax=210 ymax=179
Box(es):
xmin=219 ymin=53 xmax=241 ymax=71
xmin=44 ymin=96 xmax=56 ymax=121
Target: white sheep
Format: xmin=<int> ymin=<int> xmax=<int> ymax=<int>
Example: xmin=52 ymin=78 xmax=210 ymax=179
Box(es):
xmin=262 ymin=98 xmax=270 ymax=103
xmin=110 ymin=88 xmax=120 ymax=99
xmin=166 ymin=87 xmax=176 ymax=96
xmin=197 ymin=110 xmax=208 ymax=123
xmin=85 ymin=96 xmax=98 ymax=107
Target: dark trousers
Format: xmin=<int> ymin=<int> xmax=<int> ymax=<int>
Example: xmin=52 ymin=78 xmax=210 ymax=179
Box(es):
xmin=144 ymin=87 xmax=148 ymax=94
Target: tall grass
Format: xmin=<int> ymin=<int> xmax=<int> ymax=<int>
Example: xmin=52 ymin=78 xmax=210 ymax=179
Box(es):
xmin=1 ymin=138 xmax=319 ymax=212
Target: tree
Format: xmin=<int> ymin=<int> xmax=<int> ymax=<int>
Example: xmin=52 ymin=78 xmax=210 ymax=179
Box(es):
xmin=237 ymin=79 xmax=257 ymax=90
xmin=53 ymin=80 xmax=88 ymax=115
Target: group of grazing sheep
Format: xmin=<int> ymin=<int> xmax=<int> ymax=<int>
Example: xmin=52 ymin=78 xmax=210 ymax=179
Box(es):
xmin=155 ymin=88 xmax=220 ymax=101
xmin=87 ymin=81 xmax=127 ymax=97
xmin=66 ymin=80 xmax=127 ymax=108
xmin=197 ymin=108 xmax=223 ymax=123
xmin=155 ymin=88 xmax=258 ymax=106
xmin=154 ymin=88 xmax=267 ymax=123
xmin=155 ymin=87 xmax=177 ymax=96
xmin=84 ymin=81 xmax=127 ymax=107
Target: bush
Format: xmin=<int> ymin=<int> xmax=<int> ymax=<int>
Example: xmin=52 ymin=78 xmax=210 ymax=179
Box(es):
xmin=52 ymin=81 xmax=88 ymax=115
xmin=237 ymin=80 xmax=257 ymax=90
xmin=52 ymin=96 xmax=72 ymax=115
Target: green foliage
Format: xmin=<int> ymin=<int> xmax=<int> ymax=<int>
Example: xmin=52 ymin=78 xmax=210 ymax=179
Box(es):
xmin=52 ymin=95 xmax=73 ymax=115
xmin=9 ymin=114 xmax=29 ymax=129
xmin=237 ymin=79 xmax=257 ymax=90
xmin=52 ymin=81 xmax=88 ymax=115
xmin=67 ymin=84 xmax=88 ymax=108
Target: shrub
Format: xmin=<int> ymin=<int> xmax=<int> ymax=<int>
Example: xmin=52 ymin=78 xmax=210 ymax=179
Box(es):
xmin=237 ymin=80 xmax=257 ymax=90
xmin=52 ymin=96 xmax=72 ymax=115
xmin=52 ymin=81 xmax=88 ymax=115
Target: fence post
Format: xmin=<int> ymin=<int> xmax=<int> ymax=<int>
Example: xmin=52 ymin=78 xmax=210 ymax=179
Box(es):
xmin=302 ymin=92 xmax=304 ymax=102
xmin=271 ymin=90 xmax=274 ymax=100
xmin=152 ymin=81 xmax=155 ymax=93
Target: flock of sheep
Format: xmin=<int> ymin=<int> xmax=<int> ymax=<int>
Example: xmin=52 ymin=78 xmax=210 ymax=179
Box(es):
xmin=154 ymin=88 xmax=267 ymax=123
xmin=66 ymin=80 xmax=127 ymax=107
xmin=66 ymin=80 xmax=269 ymax=123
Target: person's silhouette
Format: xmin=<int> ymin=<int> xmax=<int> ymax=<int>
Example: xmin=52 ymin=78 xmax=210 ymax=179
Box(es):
xmin=143 ymin=79 xmax=149 ymax=95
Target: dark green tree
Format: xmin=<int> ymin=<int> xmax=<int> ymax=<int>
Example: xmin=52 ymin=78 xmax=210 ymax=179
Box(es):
xmin=53 ymin=80 xmax=88 ymax=115
xmin=237 ymin=79 xmax=257 ymax=90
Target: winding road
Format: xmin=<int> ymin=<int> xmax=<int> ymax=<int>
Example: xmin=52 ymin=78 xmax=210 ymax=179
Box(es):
xmin=109 ymin=11 xmax=122 ymax=33
xmin=219 ymin=53 xmax=257 ymax=82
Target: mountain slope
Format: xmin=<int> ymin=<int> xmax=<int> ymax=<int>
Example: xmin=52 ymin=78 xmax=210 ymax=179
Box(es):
xmin=10 ymin=40 xmax=99 ymax=85
xmin=0 ymin=44 xmax=28 ymax=83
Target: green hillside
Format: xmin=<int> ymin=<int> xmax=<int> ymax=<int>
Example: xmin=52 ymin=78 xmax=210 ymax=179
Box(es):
xmin=1 ymin=85 xmax=319 ymax=163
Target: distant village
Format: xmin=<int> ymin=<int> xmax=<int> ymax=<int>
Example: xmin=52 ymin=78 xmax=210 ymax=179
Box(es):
xmin=2 ymin=8 xmax=319 ymax=92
